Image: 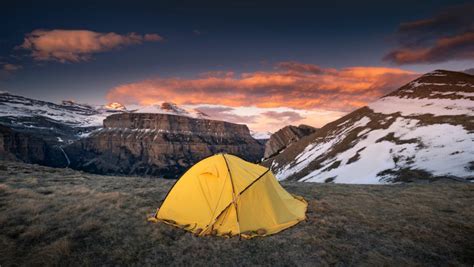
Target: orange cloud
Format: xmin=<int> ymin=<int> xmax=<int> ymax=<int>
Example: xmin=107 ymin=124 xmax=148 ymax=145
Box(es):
xmin=107 ymin=62 xmax=418 ymax=112
xmin=18 ymin=29 xmax=163 ymax=62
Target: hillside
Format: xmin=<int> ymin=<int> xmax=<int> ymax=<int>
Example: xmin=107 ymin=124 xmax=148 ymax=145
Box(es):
xmin=0 ymin=161 xmax=473 ymax=266
xmin=264 ymin=70 xmax=474 ymax=183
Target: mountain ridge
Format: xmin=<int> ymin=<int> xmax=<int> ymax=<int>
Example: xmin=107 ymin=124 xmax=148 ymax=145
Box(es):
xmin=263 ymin=70 xmax=474 ymax=183
xmin=0 ymin=92 xmax=265 ymax=176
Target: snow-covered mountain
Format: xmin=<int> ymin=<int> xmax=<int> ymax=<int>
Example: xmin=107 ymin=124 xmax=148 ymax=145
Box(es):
xmin=0 ymin=93 xmax=113 ymax=128
xmin=0 ymin=92 xmax=213 ymax=130
xmin=0 ymin=93 xmax=219 ymax=135
xmin=263 ymin=70 xmax=474 ymax=183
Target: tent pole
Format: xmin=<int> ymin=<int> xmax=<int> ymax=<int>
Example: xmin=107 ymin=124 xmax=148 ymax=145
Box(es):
xmin=222 ymin=154 xmax=242 ymax=239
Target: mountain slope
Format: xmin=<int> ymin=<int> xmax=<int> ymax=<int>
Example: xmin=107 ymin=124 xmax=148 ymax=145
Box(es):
xmin=263 ymin=70 xmax=474 ymax=183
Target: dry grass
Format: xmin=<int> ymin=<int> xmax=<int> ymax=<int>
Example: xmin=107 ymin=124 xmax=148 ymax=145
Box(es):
xmin=0 ymin=160 xmax=473 ymax=266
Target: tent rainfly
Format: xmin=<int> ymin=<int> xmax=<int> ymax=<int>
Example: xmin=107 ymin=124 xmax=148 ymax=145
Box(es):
xmin=148 ymin=154 xmax=307 ymax=238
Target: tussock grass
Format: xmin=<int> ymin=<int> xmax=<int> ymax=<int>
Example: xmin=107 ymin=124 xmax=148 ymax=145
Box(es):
xmin=0 ymin=160 xmax=473 ymax=266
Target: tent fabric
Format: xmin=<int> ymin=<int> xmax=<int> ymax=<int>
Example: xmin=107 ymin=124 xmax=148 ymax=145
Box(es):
xmin=150 ymin=154 xmax=308 ymax=238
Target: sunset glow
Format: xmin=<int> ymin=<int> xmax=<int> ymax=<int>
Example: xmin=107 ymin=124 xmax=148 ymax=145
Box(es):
xmin=1 ymin=1 xmax=472 ymax=133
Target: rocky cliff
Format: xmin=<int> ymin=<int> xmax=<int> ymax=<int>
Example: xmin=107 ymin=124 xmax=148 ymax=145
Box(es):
xmin=65 ymin=113 xmax=264 ymax=178
xmin=0 ymin=124 xmax=69 ymax=167
xmin=264 ymin=124 xmax=317 ymax=159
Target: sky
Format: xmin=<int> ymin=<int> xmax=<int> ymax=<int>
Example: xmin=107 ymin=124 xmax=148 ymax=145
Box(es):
xmin=0 ymin=0 xmax=473 ymax=132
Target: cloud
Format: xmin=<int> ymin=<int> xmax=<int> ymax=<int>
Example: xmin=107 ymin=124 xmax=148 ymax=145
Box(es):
xmin=143 ymin=33 xmax=163 ymax=41
xmin=1 ymin=63 xmax=22 ymax=72
xmin=385 ymin=3 xmax=474 ymax=64
xmin=198 ymin=70 xmax=235 ymax=78
xmin=0 ymin=62 xmax=22 ymax=79
xmin=107 ymin=62 xmax=418 ymax=112
xmin=385 ymin=32 xmax=474 ymax=64
xmin=18 ymin=29 xmax=164 ymax=63
xmin=276 ymin=61 xmax=326 ymax=74
xmin=194 ymin=106 xmax=258 ymax=124
xmin=262 ymin=111 xmax=305 ymax=122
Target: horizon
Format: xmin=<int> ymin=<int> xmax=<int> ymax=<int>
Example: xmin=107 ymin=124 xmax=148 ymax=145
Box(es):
xmin=1 ymin=68 xmax=472 ymax=136
xmin=1 ymin=0 xmax=473 ymax=132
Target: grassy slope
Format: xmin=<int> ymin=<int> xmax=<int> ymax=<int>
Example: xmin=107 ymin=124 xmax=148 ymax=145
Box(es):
xmin=0 ymin=161 xmax=473 ymax=266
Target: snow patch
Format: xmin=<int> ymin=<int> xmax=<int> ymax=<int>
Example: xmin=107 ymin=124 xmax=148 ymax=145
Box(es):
xmin=369 ymin=96 xmax=474 ymax=116
xmin=430 ymin=91 xmax=474 ymax=97
xmin=250 ymin=130 xmax=272 ymax=139
xmin=408 ymin=81 xmax=449 ymax=88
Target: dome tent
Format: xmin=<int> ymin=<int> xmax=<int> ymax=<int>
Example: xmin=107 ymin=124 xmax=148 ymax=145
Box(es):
xmin=149 ymin=154 xmax=307 ymax=238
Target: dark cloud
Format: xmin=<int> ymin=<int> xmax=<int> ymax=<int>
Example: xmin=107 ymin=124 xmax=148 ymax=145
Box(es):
xmin=385 ymin=3 xmax=474 ymax=64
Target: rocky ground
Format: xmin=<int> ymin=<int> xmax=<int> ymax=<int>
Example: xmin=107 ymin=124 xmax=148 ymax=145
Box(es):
xmin=0 ymin=161 xmax=473 ymax=266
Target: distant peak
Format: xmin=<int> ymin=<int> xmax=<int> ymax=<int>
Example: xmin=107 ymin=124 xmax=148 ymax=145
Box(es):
xmin=104 ymin=102 xmax=127 ymax=110
xmin=61 ymin=100 xmax=77 ymax=105
xmin=161 ymin=102 xmax=183 ymax=111
xmin=61 ymin=100 xmax=94 ymax=110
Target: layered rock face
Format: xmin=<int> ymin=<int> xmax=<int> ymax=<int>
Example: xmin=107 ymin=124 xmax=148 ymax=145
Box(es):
xmin=65 ymin=113 xmax=264 ymax=178
xmin=0 ymin=124 xmax=69 ymax=167
xmin=264 ymin=125 xmax=317 ymax=159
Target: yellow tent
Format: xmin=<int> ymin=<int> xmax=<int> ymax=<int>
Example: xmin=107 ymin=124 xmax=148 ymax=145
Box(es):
xmin=149 ymin=154 xmax=307 ymax=238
